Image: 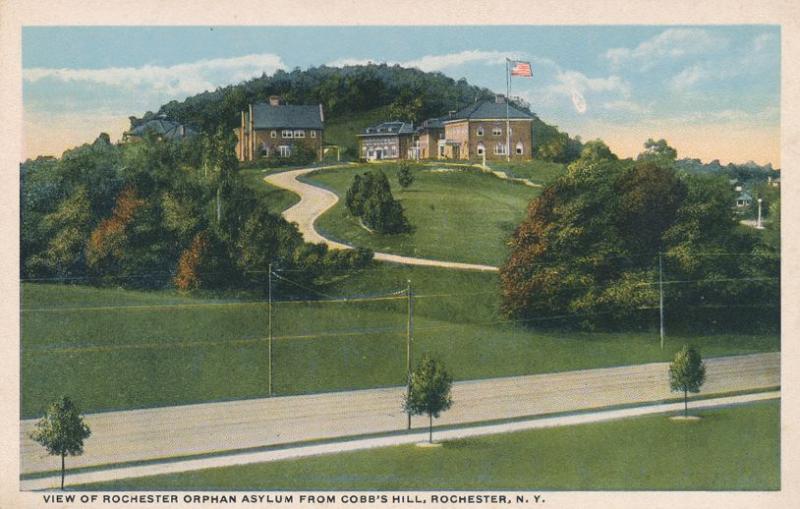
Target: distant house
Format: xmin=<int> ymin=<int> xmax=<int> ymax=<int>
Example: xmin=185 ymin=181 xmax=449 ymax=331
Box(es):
xmin=736 ymin=191 xmax=753 ymax=208
xmin=124 ymin=117 xmax=197 ymax=142
xmin=357 ymin=121 xmax=415 ymax=161
xmin=236 ymin=96 xmax=324 ymax=161
xmin=441 ymin=96 xmax=534 ymax=161
xmin=413 ymin=117 xmax=446 ymax=160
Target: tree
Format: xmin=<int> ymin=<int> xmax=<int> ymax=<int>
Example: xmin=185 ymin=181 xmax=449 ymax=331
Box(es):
xmin=345 ymin=170 xmax=409 ymax=234
xmin=668 ymin=345 xmax=706 ymax=417
xmin=29 ymin=396 xmax=91 ymax=490
xmin=637 ymin=138 xmax=677 ymax=166
xmin=403 ymin=355 xmax=453 ymax=443
xmin=397 ymin=162 xmax=414 ymax=190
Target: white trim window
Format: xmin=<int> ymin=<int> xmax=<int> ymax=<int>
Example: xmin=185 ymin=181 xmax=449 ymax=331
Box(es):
xmin=476 ymin=127 xmax=484 ymax=137
xmin=492 ymin=127 xmax=502 ymax=137
xmin=516 ymin=142 xmax=524 ymax=155
xmin=310 ymin=131 xmax=316 ymax=138
xmin=260 ymin=143 xmax=269 ymax=157
xmin=270 ymin=131 xmax=277 ymax=139
xmin=281 ymin=130 xmax=293 ymax=138
xmin=279 ymin=145 xmax=291 ymax=157
xmin=294 ymin=130 xmax=305 ymax=138
xmin=494 ymin=143 xmax=507 ymax=155
xmin=476 ymin=142 xmax=485 ymax=156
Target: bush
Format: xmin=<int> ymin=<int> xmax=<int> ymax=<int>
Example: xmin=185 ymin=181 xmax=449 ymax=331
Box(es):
xmin=345 ymin=170 xmax=409 ymax=234
xmin=397 ymin=162 xmax=414 ymax=190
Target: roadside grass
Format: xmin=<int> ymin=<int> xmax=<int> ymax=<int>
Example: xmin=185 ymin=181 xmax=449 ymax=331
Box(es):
xmin=305 ymin=163 xmax=540 ymax=266
xmin=21 ymin=271 xmax=779 ymax=418
xmin=78 ymin=399 xmax=780 ymax=491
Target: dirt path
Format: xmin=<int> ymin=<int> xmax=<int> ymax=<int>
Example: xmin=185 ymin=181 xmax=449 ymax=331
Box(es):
xmin=265 ymin=165 xmax=499 ymax=272
xmin=20 ymin=352 xmax=779 ymax=478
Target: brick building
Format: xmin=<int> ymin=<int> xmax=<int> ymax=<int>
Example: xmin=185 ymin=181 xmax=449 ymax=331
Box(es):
xmin=357 ymin=121 xmax=415 ymax=161
xmin=441 ymin=96 xmax=533 ymax=161
xmin=236 ymin=96 xmax=324 ymax=161
xmin=412 ymin=117 xmax=446 ymax=160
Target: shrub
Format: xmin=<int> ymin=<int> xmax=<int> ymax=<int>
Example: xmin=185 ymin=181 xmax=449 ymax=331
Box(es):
xmin=345 ymin=170 xmax=409 ymax=234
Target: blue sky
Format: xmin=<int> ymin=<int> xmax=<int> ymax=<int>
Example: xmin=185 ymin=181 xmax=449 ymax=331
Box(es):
xmin=22 ymin=26 xmax=780 ymax=164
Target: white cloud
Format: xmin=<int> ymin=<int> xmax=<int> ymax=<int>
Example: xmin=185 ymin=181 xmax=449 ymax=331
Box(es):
xmin=542 ymin=69 xmax=631 ymax=114
xmin=605 ymin=29 xmax=728 ymax=70
xmin=327 ymin=50 xmax=523 ymax=73
xmin=669 ymin=64 xmax=710 ymax=91
xmin=23 ymin=53 xmax=286 ymax=97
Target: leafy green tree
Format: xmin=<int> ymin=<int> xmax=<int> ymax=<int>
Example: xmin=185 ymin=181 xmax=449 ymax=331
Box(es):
xmin=668 ymin=345 xmax=706 ymax=417
xmin=637 ymin=138 xmax=678 ymax=166
xmin=397 ymin=162 xmax=414 ymax=190
xmin=30 ymin=396 xmax=91 ymax=490
xmin=403 ymin=355 xmax=454 ymax=443
xmin=346 ymin=170 xmax=409 ymax=234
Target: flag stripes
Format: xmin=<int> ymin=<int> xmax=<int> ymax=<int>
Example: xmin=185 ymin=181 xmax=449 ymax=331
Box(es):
xmin=510 ymin=60 xmax=533 ymax=77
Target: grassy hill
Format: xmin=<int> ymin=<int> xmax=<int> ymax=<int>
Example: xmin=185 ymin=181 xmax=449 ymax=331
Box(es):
xmin=306 ymin=163 xmax=542 ymax=266
xmin=323 ymin=106 xmax=392 ymax=156
xmin=22 ymin=271 xmax=778 ymax=418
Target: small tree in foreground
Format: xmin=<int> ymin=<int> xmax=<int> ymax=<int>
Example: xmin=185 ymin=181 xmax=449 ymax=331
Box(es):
xmin=397 ymin=162 xmax=414 ymax=190
xmin=30 ymin=396 xmax=91 ymax=489
xmin=403 ymin=355 xmax=453 ymax=443
xmin=669 ymin=345 xmax=706 ymax=418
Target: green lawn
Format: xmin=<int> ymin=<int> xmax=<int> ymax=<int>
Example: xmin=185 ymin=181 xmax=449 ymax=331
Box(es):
xmin=21 ymin=268 xmax=779 ymax=418
xmin=240 ymin=168 xmax=300 ymax=214
xmin=485 ymin=160 xmax=566 ymax=185
xmin=80 ymin=400 xmax=780 ymax=491
xmin=306 ymin=163 xmax=540 ymax=266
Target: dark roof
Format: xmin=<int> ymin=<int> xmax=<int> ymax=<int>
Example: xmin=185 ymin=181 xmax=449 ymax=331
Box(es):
xmin=445 ymin=99 xmax=534 ymax=122
xmin=415 ymin=117 xmax=445 ymax=133
xmin=251 ymin=102 xmax=324 ymax=129
xmin=358 ymin=121 xmax=414 ymax=137
xmin=128 ymin=119 xmax=197 ymax=140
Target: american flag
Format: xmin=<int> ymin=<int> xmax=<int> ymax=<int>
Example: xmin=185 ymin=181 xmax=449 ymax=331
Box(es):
xmin=510 ymin=60 xmax=533 ymax=77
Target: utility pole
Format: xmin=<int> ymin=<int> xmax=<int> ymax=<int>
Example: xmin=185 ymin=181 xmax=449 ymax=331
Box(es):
xmin=406 ymin=279 xmax=414 ymax=430
xmin=268 ymin=263 xmax=273 ymax=396
xmin=659 ymin=253 xmax=665 ymax=350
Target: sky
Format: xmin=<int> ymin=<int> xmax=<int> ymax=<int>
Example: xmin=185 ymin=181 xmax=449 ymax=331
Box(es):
xmin=22 ymin=25 xmax=780 ymax=165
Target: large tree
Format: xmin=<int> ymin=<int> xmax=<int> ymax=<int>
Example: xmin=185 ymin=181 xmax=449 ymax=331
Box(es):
xmin=30 ymin=396 xmax=92 ymax=490
xmin=668 ymin=345 xmax=706 ymax=417
xmin=403 ymin=355 xmax=454 ymax=444
xmin=501 ymin=139 xmax=778 ymax=330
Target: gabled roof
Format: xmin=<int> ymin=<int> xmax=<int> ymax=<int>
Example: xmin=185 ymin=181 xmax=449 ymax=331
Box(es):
xmin=128 ymin=119 xmax=198 ymax=140
xmin=358 ymin=121 xmax=415 ymax=137
xmin=251 ymin=102 xmax=324 ymax=130
xmin=737 ymin=191 xmax=753 ymax=201
xmin=445 ymin=99 xmax=534 ymax=122
xmin=415 ymin=117 xmax=445 ymax=133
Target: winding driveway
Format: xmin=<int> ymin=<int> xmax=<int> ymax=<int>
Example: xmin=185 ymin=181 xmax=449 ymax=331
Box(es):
xmin=265 ymin=165 xmax=499 ymax=272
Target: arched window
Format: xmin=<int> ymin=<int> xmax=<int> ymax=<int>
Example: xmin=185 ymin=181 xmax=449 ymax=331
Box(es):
xmin=516 ymin=142 xmax=524 ymax=155
xmin=260 ymin=142 xmax=269 ymax=157
xmin=477 ymin=142 xmax=485 ymax=156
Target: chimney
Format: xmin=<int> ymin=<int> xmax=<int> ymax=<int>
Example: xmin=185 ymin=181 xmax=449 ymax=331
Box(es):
xmin=319 ymin=103 xmax=324 ymax=123
xmin=495 ymin=94 xmax=506 ymax=104
xmin=269 ymin=95 xmax=280 ymax=106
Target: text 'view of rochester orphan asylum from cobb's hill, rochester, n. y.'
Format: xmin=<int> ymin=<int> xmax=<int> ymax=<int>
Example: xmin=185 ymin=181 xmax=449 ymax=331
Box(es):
xmin=14 ymin=24 xmax=782 ymax=499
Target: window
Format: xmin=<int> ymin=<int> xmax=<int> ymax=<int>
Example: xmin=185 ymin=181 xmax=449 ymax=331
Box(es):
xmin=279 ymin=145 xmax=291 ymax=157
xmin=516 ymin=142 xmax=524 ymax=155
xmin=477 ymin=142 xmax=485 ymax=156
xmin=310 ymin=131 xmax=316 ymax=138
xmin=282 ymin=130 xmax=293 ymax=138
xmin=260 ymin=143 xmax=269 ymax=157
xmin=492 ymin=127 xmax=502 ymax=137
xmin=294 ymin=130 xmax=305 ymax=138
xmin=477 ymin=127 xmax=484 ymax=136
xmin=494 ymin=143 xmax=507 ymax=155
xmin=362 ymin=146 xmax=367 ymax=154
xmin=270 ymin=131 xmax=277 ymax=139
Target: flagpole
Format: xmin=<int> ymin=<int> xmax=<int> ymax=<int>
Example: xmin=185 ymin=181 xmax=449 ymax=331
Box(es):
xmin=506 ymin=58 xmax=511 ymax=162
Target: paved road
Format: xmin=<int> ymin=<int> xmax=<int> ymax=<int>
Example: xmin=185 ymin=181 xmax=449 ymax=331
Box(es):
xmin=20 ymin=352 xmax=779 ymax=475
xmin=22 ymin=391 xmax=779 ymax=490
xmin=265 ymin=165 xmax=499 ymax=272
